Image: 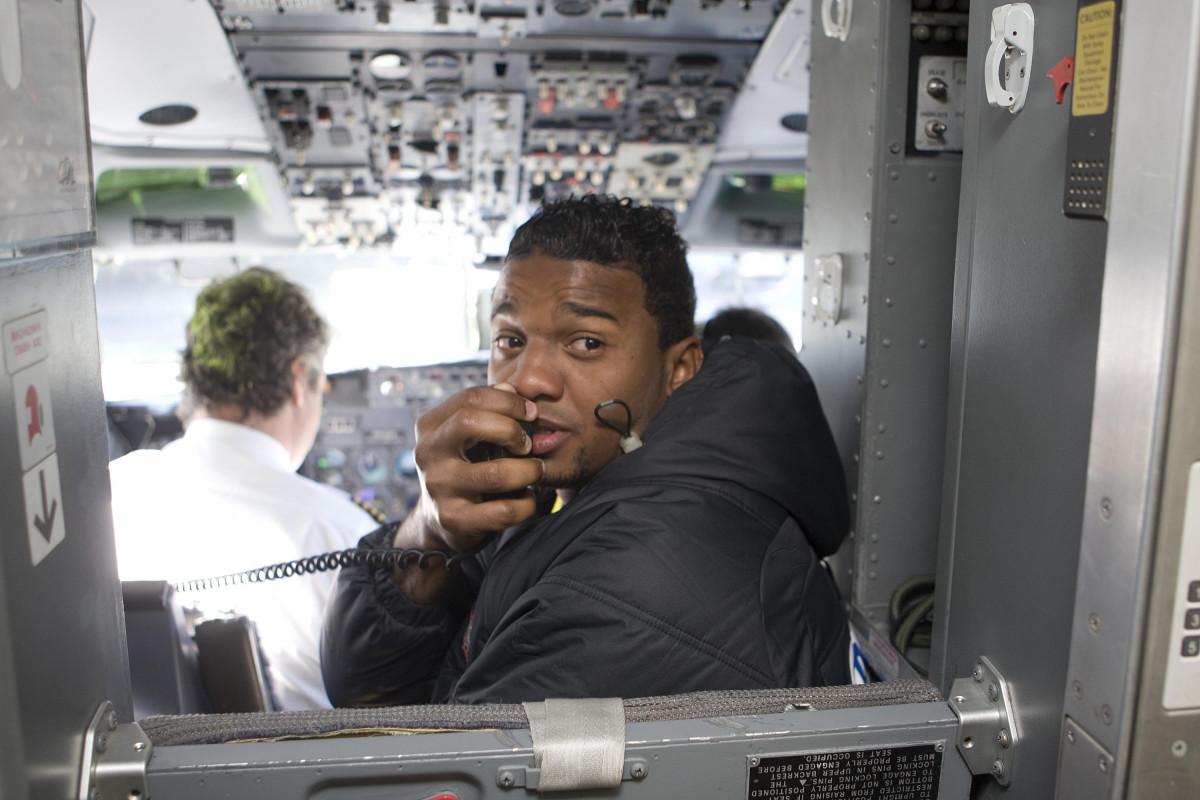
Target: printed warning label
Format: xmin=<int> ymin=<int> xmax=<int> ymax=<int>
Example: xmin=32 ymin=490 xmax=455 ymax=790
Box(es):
xmin=747 ymin=744 xmax=942 ymax=800
xmin=1072 ymin=1 xmax=1116 ymax=117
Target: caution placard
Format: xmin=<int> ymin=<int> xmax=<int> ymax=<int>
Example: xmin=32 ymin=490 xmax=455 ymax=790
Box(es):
xmin=23 ymin=452 xmax=65 ymax=566
xmin=1072 ymin=1 xmax=1116 ymax=117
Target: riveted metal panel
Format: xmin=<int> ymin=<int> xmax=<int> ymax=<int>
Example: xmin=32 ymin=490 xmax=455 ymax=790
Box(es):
xmin=853 ymin=1 xmax=962 ymax=650
xmin=931 ymin=1 xmax=1109 ymax=798
xmin=799 ymin=0 xmax=880 ymax=598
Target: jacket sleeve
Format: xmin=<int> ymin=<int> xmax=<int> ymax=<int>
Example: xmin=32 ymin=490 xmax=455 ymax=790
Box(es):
xmin=320 ymin=524 xmax=478 ymax=706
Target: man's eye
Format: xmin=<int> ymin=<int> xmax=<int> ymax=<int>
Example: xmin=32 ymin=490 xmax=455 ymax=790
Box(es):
xmin=568 ymin=337 xmax=603 ymax=352
xmin=494 ymin=335 xmax=523 ymax=350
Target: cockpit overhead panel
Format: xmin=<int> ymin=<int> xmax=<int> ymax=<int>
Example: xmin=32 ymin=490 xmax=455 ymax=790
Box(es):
xmin=204 ymin=0 xmax=777 ymax=255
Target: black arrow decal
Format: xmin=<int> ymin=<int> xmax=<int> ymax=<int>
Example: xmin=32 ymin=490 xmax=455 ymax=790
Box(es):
xmin=33 ymin=469 xmax=57 ymax=542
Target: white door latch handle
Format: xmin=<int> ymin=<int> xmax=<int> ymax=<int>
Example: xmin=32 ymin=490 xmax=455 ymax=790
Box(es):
xmin=821 ymin=0 xmax=852 ymax=42
xmin=985 ymin=3 xmax=1035 ymax=113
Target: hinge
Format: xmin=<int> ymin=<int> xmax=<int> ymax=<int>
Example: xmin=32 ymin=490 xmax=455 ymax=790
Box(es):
xmin=496 ymin=758 xmax=649 ymax=791
xmin=78 ymin=701 xmax=152 ymax=800
xmin=948 ymin=656 xmax=1018 ymax=787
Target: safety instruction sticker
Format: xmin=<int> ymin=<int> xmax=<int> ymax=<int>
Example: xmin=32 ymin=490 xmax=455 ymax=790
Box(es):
xmin=12 ymin=359 xmax=57 ymax=472
xmin=5 ymin=308 xmax=65 ymax=566
xmin=747 ymin=744 xmax=943 ymax=800
xmin=3 ymin=309 xmax=49 ymax=374
xmin=1072 ymin=1 xmax=1116 ymax=117
xmin=22 ymin=452 xmax=65 ymax=566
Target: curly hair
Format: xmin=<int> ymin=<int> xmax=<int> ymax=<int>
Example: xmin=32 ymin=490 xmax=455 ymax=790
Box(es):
xmin=506 ymin=195 xmax=696 ymax=348
xmin=181 ymin=268 xmax=329 ymax=416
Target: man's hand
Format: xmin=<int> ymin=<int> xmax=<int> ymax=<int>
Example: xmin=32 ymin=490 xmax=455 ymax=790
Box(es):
xmin=392 ymin=383 xmax=544 ymax=603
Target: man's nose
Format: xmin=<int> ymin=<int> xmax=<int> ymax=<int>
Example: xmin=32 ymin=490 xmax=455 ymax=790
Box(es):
xmin=508 ymin=342 xmax=563 ymax=401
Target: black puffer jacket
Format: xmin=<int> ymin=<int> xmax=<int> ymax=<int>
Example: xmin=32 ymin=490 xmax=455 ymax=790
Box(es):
xmin=322 ymin=338 xmax=851 ymax=706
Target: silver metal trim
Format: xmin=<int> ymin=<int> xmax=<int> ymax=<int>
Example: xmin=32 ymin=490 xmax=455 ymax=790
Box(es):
xmin=78 ymin=702 xmax=151 ymax=800
xmin=1060 ymin=0 xmax=1200 ymax=795
xmin=947 ymin=656 xmax=1017 ymax=787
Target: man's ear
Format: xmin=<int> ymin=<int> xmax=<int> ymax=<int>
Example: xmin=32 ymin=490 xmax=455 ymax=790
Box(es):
xmin=289 ymin=356 xmax=309 ymax=407
xmin=664 ymin=335 xmax=703 ymax=396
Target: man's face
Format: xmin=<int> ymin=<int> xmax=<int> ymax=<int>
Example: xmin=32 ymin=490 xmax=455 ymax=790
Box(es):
xmin=489 ymin=253 xmax=698 ymax=490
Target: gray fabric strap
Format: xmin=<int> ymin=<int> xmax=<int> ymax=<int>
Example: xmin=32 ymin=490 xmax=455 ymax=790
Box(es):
xmin=522 ymin=698 xmax=625 ymax=792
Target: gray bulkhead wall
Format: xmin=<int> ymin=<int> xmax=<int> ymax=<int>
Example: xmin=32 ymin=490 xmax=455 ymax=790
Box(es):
xmin=1 ymin=0 xmax=132 ymax=797
xmin=0 ymin=253 xmax=132 ymax=799
xmin=931 ymin=0 xmax=1109 ymax=797
xmin=804 ymin=0 xmax=961 ymax=658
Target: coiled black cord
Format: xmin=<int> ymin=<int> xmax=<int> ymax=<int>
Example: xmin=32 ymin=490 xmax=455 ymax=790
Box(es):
xmin=171 ymin=522 xmax=466 ymax=593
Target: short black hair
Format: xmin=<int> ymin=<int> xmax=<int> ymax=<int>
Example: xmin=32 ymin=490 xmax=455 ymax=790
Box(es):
xmin=181 ymin=267 xmax=329 ymax=416
xmin=506 ymin=195 xmax=696 ymax=348
xmin=702 ymin=307 xmax=794 ymax=354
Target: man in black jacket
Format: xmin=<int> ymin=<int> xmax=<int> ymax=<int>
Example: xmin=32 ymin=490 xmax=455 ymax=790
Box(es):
xmin=322 ymin=195 xmax=851 ymax=705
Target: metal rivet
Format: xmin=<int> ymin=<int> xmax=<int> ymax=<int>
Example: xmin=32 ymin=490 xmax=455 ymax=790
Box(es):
xmin=953 ymin=695 xmax=966 ymax=704
xmin=888 ymin=213 xmax=898 ymax=224
xmin=1067 ymin=728 xmax=1076 ymax=744
xmin=1098 ymin=756 xmax=1108 ymax=774
xmin=1101 ymin=705 xmax=1113 ymax=725
xmin=988 ymin=682 xmax=1000 ymax=702
xmin=885 ymin=298 xmax=894 ymax=307
xmin=886 ymin=255 xmax=896 ymax=265
xmin=877 ymin=424 xmax=886 ymax=433
xmin=749 ymin=757 xmax=760 ymax=767
xmin=992 ymin=760 xmax=1004 ymax=778
xmin=880 ymin=379 xmax=889 ymax=387
xmin=928 ymin=172 xmax=938 ymax=182
xmin=919 ymin=339 xmax=928 ymax=348
xmin=935 ymin=743 xmax=944 ymax=753
xmin=1089 ymin=614 xmax=1101 ymax=633
xmin=973 ymin=664 xmax=984 ymax=682
xmin=1073 ymin=681 xmax=1084 ymax=699
xmin=133 ymin=742 xmax=146 ymax=753
xmin=873 ymin=495 xmax=882 ymax=504
xmin=998 ymin=729 xmax=1010 ymax=749
xmin=889 ymin=142 xmax=901 ymax=154
xmin=631 ymin=764 xmax=647 ymax=779
xmin=1100 ymin=498 xmax=1113 ymax=519
xmin=1171 ymin=740 xmax=1187 ymax=758
xmin=499 ymin=772 xmax=515 ymax=788
xmin=876 ymin=451 xmax=885 ymax=460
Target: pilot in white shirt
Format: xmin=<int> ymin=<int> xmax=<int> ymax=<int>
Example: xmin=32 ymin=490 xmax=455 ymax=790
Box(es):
xmin=109 ymin=268 xmax=377 ymax=711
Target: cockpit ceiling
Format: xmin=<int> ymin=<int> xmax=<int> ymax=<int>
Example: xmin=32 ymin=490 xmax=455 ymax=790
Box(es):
xmin=84 ymin=0 xmax=810 ymax=259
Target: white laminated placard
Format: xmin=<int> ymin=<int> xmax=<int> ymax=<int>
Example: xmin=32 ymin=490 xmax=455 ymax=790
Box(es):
xmin=3 ymin=309 xmax=49 ymax=374
xmin=22 ymin=451 xmax=64 ymax=566
xmin=11 ymin=358 xmax=56 ymax=472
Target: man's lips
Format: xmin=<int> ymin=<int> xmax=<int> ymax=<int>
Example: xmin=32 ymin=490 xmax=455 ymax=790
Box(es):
xmin=530 ymin=421 xmax=569 ymax=456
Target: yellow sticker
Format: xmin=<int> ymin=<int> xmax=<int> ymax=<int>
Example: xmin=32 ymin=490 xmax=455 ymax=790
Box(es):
xmin=1072 ymin=0 xmax=1116 ymax=117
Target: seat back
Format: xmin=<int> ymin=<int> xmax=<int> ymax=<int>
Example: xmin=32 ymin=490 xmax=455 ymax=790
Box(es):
xmin=193 ymin=617 xmax=275 ymax=713
xmin=122 ymin=580 xmax=208 ymax=718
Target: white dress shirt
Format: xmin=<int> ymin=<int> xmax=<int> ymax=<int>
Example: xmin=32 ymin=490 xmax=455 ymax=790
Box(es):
xmin=109 ymin=418 xmax=378 ymax=711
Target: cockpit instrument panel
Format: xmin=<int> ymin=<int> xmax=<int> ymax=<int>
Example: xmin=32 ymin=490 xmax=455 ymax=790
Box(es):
xmin=300 ymin=360 xmax=488 ymax=520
